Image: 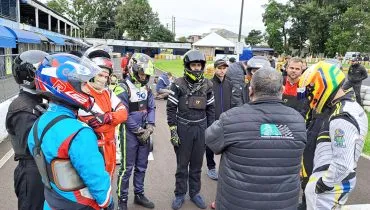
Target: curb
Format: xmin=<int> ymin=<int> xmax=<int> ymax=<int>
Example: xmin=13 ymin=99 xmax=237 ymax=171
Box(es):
xmin=361 ymin=153 xmax=370 ymax=161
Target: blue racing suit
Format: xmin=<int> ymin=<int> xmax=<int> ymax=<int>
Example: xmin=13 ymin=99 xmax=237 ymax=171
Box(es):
xmin=28 ymin=103 xmax=113 ymax=210
xmin=117 ymin=79 xmax=155 ymax=201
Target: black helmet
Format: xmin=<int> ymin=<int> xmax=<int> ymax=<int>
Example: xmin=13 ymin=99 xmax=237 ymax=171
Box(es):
xmin=84 ymin=45 xmax=113 ymax=74
xmin=12 ymin=50 xmax=49 ymax=89
xmin=247 ymin=56 xmax=271 ymax=75
xmin=183 ymin=50 xmax=206 ymax=83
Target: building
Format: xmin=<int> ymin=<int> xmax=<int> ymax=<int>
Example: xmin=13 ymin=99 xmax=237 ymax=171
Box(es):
xmin=204 ymin=28 xmax=246 ymax=45
xmin=0 ymin=0 xmax=89 ymax=77
xmin=186 ymin=35 xmax=202 ymax=43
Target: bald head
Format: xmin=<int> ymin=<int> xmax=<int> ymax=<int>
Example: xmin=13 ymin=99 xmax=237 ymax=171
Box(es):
xmin=250 ymin=67 xmax=284 ymax=100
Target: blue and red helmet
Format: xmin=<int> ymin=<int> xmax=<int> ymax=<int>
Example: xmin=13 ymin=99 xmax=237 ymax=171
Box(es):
xmin=35 ymin=53 xmax=102 ymax=111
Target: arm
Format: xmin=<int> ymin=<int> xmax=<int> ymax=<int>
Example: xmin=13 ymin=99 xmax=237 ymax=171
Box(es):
xmin=68 ymin=128 xmax=113 ymax=208
xmin=322 ymin=118 xmax=358 ymax=187
xmin=205 ymin=119 xmax=225 ymax=155
xmin=206 ymin=82 xmax=215 ymax=127
xmin=167 ymin=83 xmax=180 ymax=126
xmin=109 ymin=91 xmax=128 ymax=126
xmin=146 ymin=89 xmax=156 ymax=125
xmin=8 ymin=112 xmax=38 ymax=154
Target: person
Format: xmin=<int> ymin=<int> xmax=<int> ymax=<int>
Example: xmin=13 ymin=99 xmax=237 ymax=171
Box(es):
xmin=116 ymin=53 xmax=156 ymax=210
xmin=5 ymin=50 xmax=49 ymax=210
xmin=28 ymin=53 xmax=114 ymax=209
xmin=228 ymin=57 xmax=236 ymax=64
xmin=121 ymin=52 xmax=133 ymax=79
xmin=206 ymin=67 xmax=306 ymax=210
xmin=226 ymin=60 xmax=248 ymax=107
xmin=297 ymin=61 xmax=368 ymax=210
xmin=167 ymin=50 xmax=215 ymax=210
xmin=79 ymin=45 xmax=128 ymax=178
xmin=282 ymin=57 xmax=304 ymax=111
xmin=155 ymin=72 xmax=174 ymax=100
xmin=206 ymin=59 xmax=232 ymax=181
xmin=68 ymin=50 xmax=83 ymax=58
xmin=343 ymin=63 xmax=368 ymax=105
xmin=268 ymin=55 xmax=276 ymax=68
xmin=281 ymin=55 xmax=291 ymax=76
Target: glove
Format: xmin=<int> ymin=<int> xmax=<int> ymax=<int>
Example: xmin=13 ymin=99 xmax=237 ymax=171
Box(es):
xmin=137 ymin=129 xmax=151 ymax=144
xmin=146 ymin=124 xmax=155 ymax=134
xmin=88 ymin=112 xmax=113 ymax=128
xmin=169 ymin=126 xmax=180 ymax=147
xmin=315 ymin=177 xmax=333 ymax=194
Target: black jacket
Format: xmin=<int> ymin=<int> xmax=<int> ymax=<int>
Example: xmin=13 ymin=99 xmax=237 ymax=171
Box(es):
xmin=167 ymin=77 xmax=215 ymax=127
xmin=226 ymin=62 xmax=247 ymax=107
xmin=206 ymin=98 xmax=306 ymax=210
xmin=211 ymin=75 xmax=232 ymax=120
xmin=6 ymin=90 xmax=43 ymax=160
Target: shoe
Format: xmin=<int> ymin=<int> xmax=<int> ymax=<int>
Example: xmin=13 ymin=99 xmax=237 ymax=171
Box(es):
xmin=207 ymin=169 xmax=218 ymax=180
xmin=297 ymin=202 xmax=306 ymax=210
xmin=118 ymin=199 xmax=127 ymax=210
xmin=134 ymin=193 xmax=155 ymax=209
xmin=210 ymin=201 xmax=216 ymax=209
xmin=190 ymin=194 xmax=207 ymax=209
xmin=171 ymin=195 xmax=185 ymax=210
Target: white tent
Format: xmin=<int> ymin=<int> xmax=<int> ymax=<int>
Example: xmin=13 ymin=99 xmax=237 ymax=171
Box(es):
xmin=193 ymin=32 xmax=235 ymax=48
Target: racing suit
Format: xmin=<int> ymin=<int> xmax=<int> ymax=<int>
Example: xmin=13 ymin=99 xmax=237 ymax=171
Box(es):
xmin=116 ymin=79 xmax=155 ymax=201
xmin=167 ymin=77 xmax=215 ymax=197
xmin=28 ymin=103 xmax=113 ymax=210
xmin=5 ymin=90 xmax=44 ymax=210
xmin=305 ymin=90 xmax=368 ymax=210
xmin=79 ymin=83 xmax=128 ymax=177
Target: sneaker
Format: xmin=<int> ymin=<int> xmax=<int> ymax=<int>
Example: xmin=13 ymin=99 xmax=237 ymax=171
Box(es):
xmin=190 ymin=194 xmax=207 ymax=209
xmin=134 ymin=193 xmax=155 ymax=209
xmin=171 ymin=195 xmax=185 ymax=210
xmin=210 ymin=201 xmax=216 ymax=209
xmin=207 ymin=169 xmax=218 ymax=180
xmin=118 ymin=199 xmax=127 ymax=210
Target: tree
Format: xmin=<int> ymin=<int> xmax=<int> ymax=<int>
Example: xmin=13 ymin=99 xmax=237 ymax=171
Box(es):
xmin=262 ymin=0 xmax=289 ymax=54
xmin=148 ymin=24 xmax=175 ymax=42
xmin=177 ymin=36 xmax=187 ymax=42
xmin=287 ymin=1 xmax=309 ymax=56
xmin=93 ymin=0 xmax=122 ymax=39
xmin=245 ymin=29 xmax=263 ymax=46
xmin=46 ymin=0 xmax=70 ymax=16
xmin=115 ymin=0 xmax=156 ymax=40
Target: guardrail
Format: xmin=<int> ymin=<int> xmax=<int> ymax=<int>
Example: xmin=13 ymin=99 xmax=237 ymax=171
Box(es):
xmin=0 ymin=54 xmax=19 ymax=103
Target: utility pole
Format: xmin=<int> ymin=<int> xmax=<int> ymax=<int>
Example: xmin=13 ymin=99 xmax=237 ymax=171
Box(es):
xmin=171 ymin=16 xmax=174 ymax=34
xmin=238 ymin=0 xmax=245 ymax=42
xmin=166 ymin=23 xmax=169 ymax=30
xmin=173 ymin=17 xmax=176 ymax=36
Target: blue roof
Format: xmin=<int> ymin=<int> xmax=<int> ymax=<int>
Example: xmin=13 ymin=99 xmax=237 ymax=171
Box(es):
xmin=5 ymin=27 xmax=41 ymax=44
xmin=0 ymin=25 xmax=16 ymax=48
xmin=44 ymin=34 xmax=65 ymax=45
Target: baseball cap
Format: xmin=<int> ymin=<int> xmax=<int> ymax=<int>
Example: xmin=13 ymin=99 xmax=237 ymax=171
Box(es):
xmin=214 ymin=59 xmax=229 ymax=68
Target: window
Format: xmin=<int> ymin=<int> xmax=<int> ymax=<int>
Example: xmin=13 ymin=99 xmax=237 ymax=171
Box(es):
xmin=0 ymin=0 xmax=17 ymax=21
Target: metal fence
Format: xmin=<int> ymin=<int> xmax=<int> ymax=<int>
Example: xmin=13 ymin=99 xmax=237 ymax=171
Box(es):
xmin=0 ymin=54 xmax=19 ymax=103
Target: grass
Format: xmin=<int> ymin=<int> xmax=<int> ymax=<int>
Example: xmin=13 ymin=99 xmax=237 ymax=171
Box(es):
xmin=364 ymin=112 xmax=370 ymax=155
xmin=154 ymin=59 xmax=215 ymax=78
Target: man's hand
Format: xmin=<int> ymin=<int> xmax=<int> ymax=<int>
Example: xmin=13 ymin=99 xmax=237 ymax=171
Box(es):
xmin=87 ymin=112 xmax=113 ymax=128
xmin=315 ymin=177 xmax=333 ymax=194
xmin=169 ymin=126 xmax=180 ymax=147
xmin=146 ymin=124 xmax=155 ymax=134
xmin=137 ymin=129 xmax=151 ymax=144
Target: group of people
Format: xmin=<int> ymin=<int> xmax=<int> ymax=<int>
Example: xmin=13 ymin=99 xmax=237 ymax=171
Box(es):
xmin=4 ymin=46 xmax=369 ymax=210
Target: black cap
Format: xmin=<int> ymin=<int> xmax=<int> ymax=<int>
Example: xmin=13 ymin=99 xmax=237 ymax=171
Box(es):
xmin=214 ymin=59 xmax=229 ymax=68
xmin=229 ymin=57 xmax=236 ymax=63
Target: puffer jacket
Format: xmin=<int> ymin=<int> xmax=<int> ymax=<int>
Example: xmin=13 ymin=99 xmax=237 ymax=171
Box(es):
xmin=226 ymin=62 xmax=247 ymax=107
xmin=206 ymin=98 xmax=306 ymax=210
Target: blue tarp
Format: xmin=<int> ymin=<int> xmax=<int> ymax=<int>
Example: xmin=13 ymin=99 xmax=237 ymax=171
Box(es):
xmin=5 ymin=27 xmax=41 ymax=44
xmin=239 ymin=48 xmax=253 ymax=61
xmin=0 ymin=25 xmax=16 ymax=48
xmin=44 ymin=34 xmax=65 ymax=45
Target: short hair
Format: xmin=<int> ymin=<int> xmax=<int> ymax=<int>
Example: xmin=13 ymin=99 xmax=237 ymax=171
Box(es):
xmin=167 ymin=72 xmax=172 ymax=77
xmin=288 ymin=57 xmax=303 ymax=68
xmin=250 ymin=67 xmax=283 ymax=98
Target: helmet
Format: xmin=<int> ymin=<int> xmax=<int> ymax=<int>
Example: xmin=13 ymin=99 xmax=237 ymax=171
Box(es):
xmin=297 ymin=61 xmax=345 ymax=114
xmin=247 ymin=56 xmax=271 ymax=74
xmin=128 ymin=53 xmax=154 ymax=86
xmin=35 ymin=53 xmax=102 ymax=111
xmin=183 ymin=50 xmax=206 ymax=83
xmin=84 ymin=44 xmax=113 ymax=74
xmin=12 ymin=50 xmax=49 ymax=89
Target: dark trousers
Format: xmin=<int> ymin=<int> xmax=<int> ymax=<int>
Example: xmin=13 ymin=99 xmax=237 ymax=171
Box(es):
xmin=343 ymin=81 xmax=362 ymax=105
xmin=174 ymin=119 xmax=206 ymax=197
xmin=117 ymin=126 xmax=150 ymax=200
xmin=205 ymin=146 xmax=216 ymax=170
xmin=14 ymin=159 xmax=44 ymax=210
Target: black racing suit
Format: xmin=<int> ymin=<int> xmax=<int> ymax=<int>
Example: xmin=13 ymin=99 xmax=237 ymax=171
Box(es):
xmin=343 ymin=64 xmax=368 ymax=105
xmin=167 ymin=77 xmax=215 ymax=197
xmin=5 ymin=90 xmax=44 ymax=210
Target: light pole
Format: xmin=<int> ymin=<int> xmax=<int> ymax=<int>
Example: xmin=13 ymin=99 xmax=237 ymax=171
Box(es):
xmin=238 ymin=0 xmax=245 ymax=42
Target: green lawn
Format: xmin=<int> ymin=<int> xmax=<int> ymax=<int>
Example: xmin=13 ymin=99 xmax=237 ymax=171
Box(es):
xmin=364 ymin=112 xmax=370 ymax=155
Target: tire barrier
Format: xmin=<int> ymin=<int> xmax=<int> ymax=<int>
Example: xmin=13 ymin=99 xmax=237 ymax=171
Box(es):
xmin=361 ymin=86 xmax=370 ymax=112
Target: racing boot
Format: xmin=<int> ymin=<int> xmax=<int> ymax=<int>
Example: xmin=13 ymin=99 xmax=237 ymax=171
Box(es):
xmin=118 ymin=198 xmax=127 ymax=210
xmin=134 ymin=193 xmax=155 ymax=209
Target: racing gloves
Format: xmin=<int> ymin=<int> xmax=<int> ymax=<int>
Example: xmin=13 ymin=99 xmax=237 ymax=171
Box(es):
xmin=315 ymin=177 xmax=334 ymax=194
xmin=88 ymin=112 xmax=113 ymax=128
xmin=169 ymin=126 xmax=180 ymax=147
xmin=134 ymin=125 xmax=154 ymax=145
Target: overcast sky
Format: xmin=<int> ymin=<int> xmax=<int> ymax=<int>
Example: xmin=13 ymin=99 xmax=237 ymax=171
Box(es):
xmin=149 ymin=0 xmax=288 ymax=38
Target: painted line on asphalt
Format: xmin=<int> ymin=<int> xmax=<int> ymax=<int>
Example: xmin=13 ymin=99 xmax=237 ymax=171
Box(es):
xmin=148 ymin=152 xmax=154 ymax=160
xmin=0 ymin=149 xmax=14 ymax=169
xmin=361 ymin=153 xmax=370 ymax=161
xmin=343 ymin=204 xmax=370 ymax=210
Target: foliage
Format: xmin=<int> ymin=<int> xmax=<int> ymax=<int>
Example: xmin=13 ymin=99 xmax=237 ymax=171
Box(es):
xmin=148 ymin=24 xmax=175 ymax=42
xmin=245 ymin=29 xmax=263 ymax=46
xmin=177 ymin=36 xmax=187 ymax=42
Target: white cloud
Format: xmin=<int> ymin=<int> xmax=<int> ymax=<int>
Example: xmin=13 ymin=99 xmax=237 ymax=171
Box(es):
xmin=149 ymin=0 xmax=288 ymax=38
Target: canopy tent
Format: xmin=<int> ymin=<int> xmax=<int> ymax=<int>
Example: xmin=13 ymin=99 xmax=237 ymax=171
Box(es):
xmin=193 ymin=32 xmax=235 ymax=48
